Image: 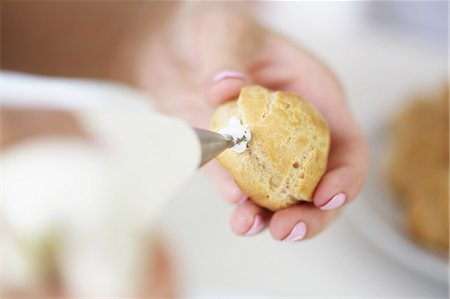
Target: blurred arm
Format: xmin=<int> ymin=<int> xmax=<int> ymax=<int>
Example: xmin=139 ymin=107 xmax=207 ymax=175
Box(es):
xmin=1 ymin=1 xmax=177 ymax=85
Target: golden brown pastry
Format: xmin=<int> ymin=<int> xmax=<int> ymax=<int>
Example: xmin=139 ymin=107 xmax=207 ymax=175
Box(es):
xmin=407 ymin=171 xmax=449 ymax=254
xmin=211 ymin=85 xmax=330 ymax=211
xmin=388 ymin=84 xmax=449 ymax=254
xmin=388 ymin=89 xmax=449 ymax=197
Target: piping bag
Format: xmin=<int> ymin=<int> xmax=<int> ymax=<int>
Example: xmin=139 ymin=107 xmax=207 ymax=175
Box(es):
xmin=2 ymin=68 xmax=242 ymax=205
xmin=2 ymin=112 xmax=243 ymax=296
xmin=2 ymin=71 xmax=252 ymax=295
xmin=78 ymin=112 xmax=243 ymax=206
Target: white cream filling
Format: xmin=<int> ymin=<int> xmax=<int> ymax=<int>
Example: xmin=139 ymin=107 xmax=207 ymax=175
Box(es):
xmin=218 ymin=117 xmax=251 ymax=153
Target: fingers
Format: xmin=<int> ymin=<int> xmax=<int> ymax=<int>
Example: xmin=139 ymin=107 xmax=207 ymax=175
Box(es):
xmin=194 ymin=10 xmax=261 ymax=106
xmin=313 ymin=134 xmax=369 ymax=210
xmin=313 ymin=167 xmax=358 ymax=210
xmin=205 ymin=70 xmax=248 ymax=107
xmin=202 ymin=160 xmax=247 ymax=204
xmin=269 ymin=203 xmax=339 ymax=242
xmin=230 ymin=200 xmax=271 ymax=236
xmin=203 ymin=161 xmax=270 ymax=236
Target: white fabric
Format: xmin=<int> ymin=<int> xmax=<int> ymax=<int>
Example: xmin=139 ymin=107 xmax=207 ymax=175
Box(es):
xmin=1 ymin=72 xmax=200 ymax=296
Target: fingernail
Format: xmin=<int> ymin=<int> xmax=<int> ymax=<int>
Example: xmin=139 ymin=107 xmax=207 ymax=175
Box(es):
xmin=212 ymin=70 xmax=246 ymax=82
xmin=283 ymin=221 xmax=307 ymax=242
xmin=237 ymin=196 xmax=248 ymax=205
xmin=320 ymin=193 xmax=346 ymax=210
xmin=245 ymin=215 xmax=264 ymax=236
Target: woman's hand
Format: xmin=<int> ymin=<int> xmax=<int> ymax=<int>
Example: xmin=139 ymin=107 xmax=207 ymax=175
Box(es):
xmin=136 ymin=6 xmax=368 ymax=241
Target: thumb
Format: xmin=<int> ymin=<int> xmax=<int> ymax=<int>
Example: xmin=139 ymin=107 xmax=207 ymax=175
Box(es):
xmin=205 ymin=69 xmax=248 ymax=107
xmin=195 ymin=11 xmax=256 ymax=106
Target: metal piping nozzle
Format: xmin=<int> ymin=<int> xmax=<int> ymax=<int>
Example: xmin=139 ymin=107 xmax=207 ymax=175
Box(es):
xmin=193 ymin=128 xmax=234 ymax=167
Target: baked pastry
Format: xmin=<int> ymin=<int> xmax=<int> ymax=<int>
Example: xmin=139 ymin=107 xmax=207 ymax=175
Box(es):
xmin=211 ymin=85 xmax=330 ymax=211
xmin=388 ymin=87 xmax=449 ymax=197
xmin=388 ymin=84 xmax=449 ymax=254
xmin=407 ymin=171 xmax=449 ymax=253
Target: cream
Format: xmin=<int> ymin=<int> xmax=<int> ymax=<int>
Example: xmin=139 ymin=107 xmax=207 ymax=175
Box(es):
xmin=218 ymin=117 xmax=251 ymax=153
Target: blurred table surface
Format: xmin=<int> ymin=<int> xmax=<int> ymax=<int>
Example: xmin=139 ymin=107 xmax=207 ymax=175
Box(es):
xmin=159 ymin=2 xmax=448 ymax=298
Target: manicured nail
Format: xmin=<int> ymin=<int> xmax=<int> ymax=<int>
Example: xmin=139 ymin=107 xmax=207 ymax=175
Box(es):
xmin=320 ymin=193 xmax=346 ymax=210
xmin=245 ymin=215 xmax=264 ymax=236
xmin=283 ymin=221 xmax=307 ymax=242
xmin=212 ymin=70 xmax=245 ymax=82
xmin=237 ymin=196 xmax=248 ymax=205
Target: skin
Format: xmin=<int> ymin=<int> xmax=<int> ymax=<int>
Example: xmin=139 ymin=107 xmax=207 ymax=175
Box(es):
xmin=2 ymin=2 xmax=368 ymax=244
xmin=133 ymin=7 xmax=368 ymax=241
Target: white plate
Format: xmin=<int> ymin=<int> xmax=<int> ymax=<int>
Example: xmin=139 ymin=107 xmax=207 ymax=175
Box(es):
xmin=347 ymin=124 xmax=449 ymax=286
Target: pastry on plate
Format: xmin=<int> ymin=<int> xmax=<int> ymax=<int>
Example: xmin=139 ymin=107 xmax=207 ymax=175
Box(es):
xmin=407 ymin=171 xmax=449 ymax=253
xmin=388 ymin=84 xmax=449 ymax=254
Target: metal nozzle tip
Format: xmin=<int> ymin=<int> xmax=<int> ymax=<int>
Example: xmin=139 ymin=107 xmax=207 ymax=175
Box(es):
xmin=193 ymin=128 xmax=233 ymax=167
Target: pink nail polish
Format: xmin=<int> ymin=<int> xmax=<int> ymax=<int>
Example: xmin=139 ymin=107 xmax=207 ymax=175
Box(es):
xmin=212 ymin=70 xmax=246 ymax=82
xmin=245 ymin=215 xmax=264 ymax=236
xmin=320 ymin=193 xmax=346 ymax=210
xmin=283 ymin=221 xmax=307 ymax=242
